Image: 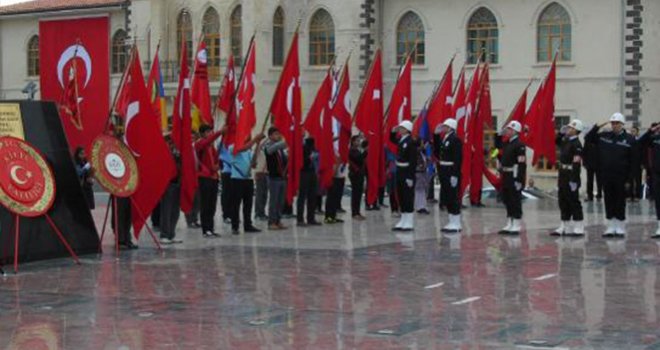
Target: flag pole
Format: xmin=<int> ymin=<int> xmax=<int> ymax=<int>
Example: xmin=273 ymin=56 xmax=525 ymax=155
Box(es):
xmin=71 ymin=40 xmax=83 ymax=130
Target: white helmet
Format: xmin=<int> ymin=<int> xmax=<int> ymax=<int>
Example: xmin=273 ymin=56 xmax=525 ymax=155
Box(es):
xmin=506 ymin=120 xmax=522 ymax=133
xmin=568 ymin=119 xmax=584 ymax=132
xmin=398 ymin=120 xmax=413 ymax=132
xmin=443 ymin=118 xmax=457 ymax=130
xmin=610 ymin=112 xmax=625 ymax=124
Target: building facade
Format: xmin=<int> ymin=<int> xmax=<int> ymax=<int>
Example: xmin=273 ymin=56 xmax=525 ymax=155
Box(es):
xmin=1 ymin=0 xmax=659 ymax=182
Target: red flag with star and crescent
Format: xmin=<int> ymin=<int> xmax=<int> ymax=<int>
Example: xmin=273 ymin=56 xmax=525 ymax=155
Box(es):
xmin=39 ymin=17 xmax=109 ymax=151
xmin=114 ymin=46 xmax=176 ymax=236
xmin=172 ymin=40 xmax=198 ymax=213
xmin=270 ymin=31 xmax=302 ymax=204
xmin=331 ymin=62 xmax=352 ymax=163
xmin=217 ymin=54 xmax=237 ymax=146
xmin=384 ymin=55 xmax=412 ymax=154
xmin=233 ymin=37 xmax=256 ymax=154
xmin=354 ymin=50 xmax=384 ymax=206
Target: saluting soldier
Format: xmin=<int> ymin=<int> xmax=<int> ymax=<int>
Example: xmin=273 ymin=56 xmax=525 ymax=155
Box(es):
xmin=391 ymin=120 xmax=417 ymax=231
xmin=551 ymin=119 xmax=585 ymax=236
xmin=499 ymin=121 xmax=527 ymax=234
xmin=433 ymin=118 xmax=463 ymax=233
xmin=585 ymin=113 xmax=638 ymax=237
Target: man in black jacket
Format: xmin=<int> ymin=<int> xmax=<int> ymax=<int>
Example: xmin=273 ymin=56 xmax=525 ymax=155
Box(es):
xmin=297 ymin=137 xmax=321 ymax=226
xmin=391 ymin=120 xmax=417 ymax=231
xmin=433 ymin=118 xmax=463 ymax=233
xmin=585 ymin=113 xmax=639 ymax=236
xmin=639 ymin=123 xmax=660 ymax=237
xmin=551 ymin=119 xmax=585 ymax=236
xmin=499 ymin=120 xmax=527 ymax=234
xmin=349 ymin=135 xmax=368 ymax=220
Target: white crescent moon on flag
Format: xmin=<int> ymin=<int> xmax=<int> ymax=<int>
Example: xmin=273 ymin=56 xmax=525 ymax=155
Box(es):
xmin=397 ymin=97 xmax=408 ymax=122
xmin=124 ymin=101 xmax=141 ymax=156
xmin=57 ymin=44 xmax=93 ymax=88
xmin=286 ymin=79 xmax=295 ymax=115
xmin=9 ymin=165 xmax=28 ymax=185
xmin=343 ymin=93 xmax=351 ymax=112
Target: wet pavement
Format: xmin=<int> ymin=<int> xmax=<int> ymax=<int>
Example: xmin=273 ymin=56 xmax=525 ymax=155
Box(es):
xmin=1 ymin=197 xmax=660 ymax=349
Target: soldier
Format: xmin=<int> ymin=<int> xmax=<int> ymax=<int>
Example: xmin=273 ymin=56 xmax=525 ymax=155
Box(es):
xmin=585 ymin=113 xmax=638 ymax=236
xmin=433 ymin=118 xmax=463 ymax=233
xmin=499 ymin=121 xmax=527 ymax=234
xmin=638 ymin=123 xmax=660 ymax=237
xmin=551 ymin=119 xmax=585 ymax=236
xmin=349 ymin=135 xmax=368 ymax=220
xmin=391 ymin=120 xmax=417 ymax=231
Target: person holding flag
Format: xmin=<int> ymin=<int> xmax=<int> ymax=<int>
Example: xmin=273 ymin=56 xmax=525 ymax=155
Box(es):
xmin=390 ymin=120 xmax=417 ymax=231
xmin=433 ymin=118 xmax=463 ymax=233
xmin=196 ymin=124 xmax=225 ymax=238
xmin=498 ymin=120 xmax=527 ymax=235
xmin=228 ymin=133 xmax=266 ymax=235
xmin=349 ymin=135 xmax=368 ymax=220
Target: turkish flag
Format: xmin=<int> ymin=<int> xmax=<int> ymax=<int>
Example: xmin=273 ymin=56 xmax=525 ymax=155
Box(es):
xmin=116 ymin=47 xmax=176 ymax=236
xmin=331 ymin=63 xmax=352 ymax=163
xmin=532 ymin=57 xmax=557 ymax=166
xmin=426 ymin=59 xmax=454 ymax=132
xmin=525 ymin=80 xmax=546 ymax=150
xmin=271 ymin=32 xmax=302 ymax=204
xmin=303 ymin=68 xmax=335 ymax=189
xmin=233 ymin=39 xmax=256 ymax=154
xmin=39 ymin=17 xmax=109 ymax=151
xmin=384 ymin=56 xmax=412 ymax=154
xmin=172 ymin=40 xmax=198 ymax=213
xmin=354 ymin=50 xmax=384 ymax=206
xmin=459 ymin=66 xmax=481 ymax=197
xmin=191 ymin=41 xmax=212 ymax=130
xmin=217 ymin=54 xmax=237 ymax=146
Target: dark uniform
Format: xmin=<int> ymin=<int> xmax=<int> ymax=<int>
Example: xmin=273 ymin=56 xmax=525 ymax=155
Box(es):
xmin=349 ymin=140 xmax=368 ymax=217
xmin=583 ymin=139 xmax=602 ymax=200
xmin=639 ymin=129 xmax=660 ymax=220
xmin=391 ymin=132 xmax=417 ymax=214
xmin=556 ymin=134 xmax=584 ymax=222
xmin=585 ymin=125 xmax=637 ymax=222
xmin=500 ymin=135 xmax=527 ymax=220
xmin=297 ymin=138 xmax=318 ymax=224
xmin=433 ymin=130 xmax=463 ymax=215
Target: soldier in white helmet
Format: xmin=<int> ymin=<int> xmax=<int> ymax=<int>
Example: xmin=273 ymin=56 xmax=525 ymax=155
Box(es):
xmin=499 ymin=120 xmax=527 ymax=234
xmin=391 ymin=120 xmax=417 ymax=231
xmin=551 ymin=119 xmax=585 ymax=236
xmin=433 ymin=118 xmax=463 ymax=233
xmin=585 ymin=113 xmax=639 ymax=237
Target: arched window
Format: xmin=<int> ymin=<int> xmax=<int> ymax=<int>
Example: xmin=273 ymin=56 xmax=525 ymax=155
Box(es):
xmin=309 ymin=9 xmax=335 ymax=66
xmin=203 ymin=7 xmax=221 ymax=80
xmin=466 ymin=7 xmax=498 ymax=64
xmin=272 ymin=7 xmax=285 ymax=66
xmin=27 ymin=35 xmax=39 ymax=76
xmin=111 ymin=30 xmax=128 ymax=74
xmin=537 ymin=3 xmax=571 ymax=62
xmin=177 ymin=9 xmax=193 ymax=65
xmin=396 ymin=11 xmax=425 ymax=65
xmin=230 ymin=5 xmax=243 ymax=64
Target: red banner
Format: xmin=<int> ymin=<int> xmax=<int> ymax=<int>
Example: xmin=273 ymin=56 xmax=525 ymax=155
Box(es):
xmin=39 ymin=17 xmax=109 ymax=151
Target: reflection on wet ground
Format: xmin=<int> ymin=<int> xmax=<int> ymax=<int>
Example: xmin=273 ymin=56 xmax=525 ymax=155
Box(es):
xmin=1 ymin=198 xmax=660 ymax=349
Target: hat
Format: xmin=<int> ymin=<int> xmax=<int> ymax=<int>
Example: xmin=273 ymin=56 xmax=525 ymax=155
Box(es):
xmin=443 ymin=118 xmax=457 ymax=130
xmin=398 ymin=120 xmax=413 ymax=132
xmin=506 ymin=120 xmax=522 ymax=133
xmin=610 ymin=112 xmax=625 ymax=124
xmin=567 ymin=119 xmax=584 ymax=132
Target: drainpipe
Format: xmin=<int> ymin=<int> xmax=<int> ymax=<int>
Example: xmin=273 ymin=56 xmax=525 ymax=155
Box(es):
xmin=619 ymin=0 xmax=625 ymax=114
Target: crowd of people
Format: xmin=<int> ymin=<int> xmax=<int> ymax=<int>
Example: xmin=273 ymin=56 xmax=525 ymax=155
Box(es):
xmin=74 ymin=112 xmax=660 ymax=249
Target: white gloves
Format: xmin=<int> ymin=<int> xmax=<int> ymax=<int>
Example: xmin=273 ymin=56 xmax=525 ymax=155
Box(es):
xmin=83 ymin=163 xmax=91 ymax=171
xmin=515 ymin=182 xmax=522 ymax=191
xmin=569 ymin=182 xmax=578 ymax=192
xmin=450 ymin=176 xmax=458 ymax=188
xmin=406 ymin=179 xmax=414 ymax=188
